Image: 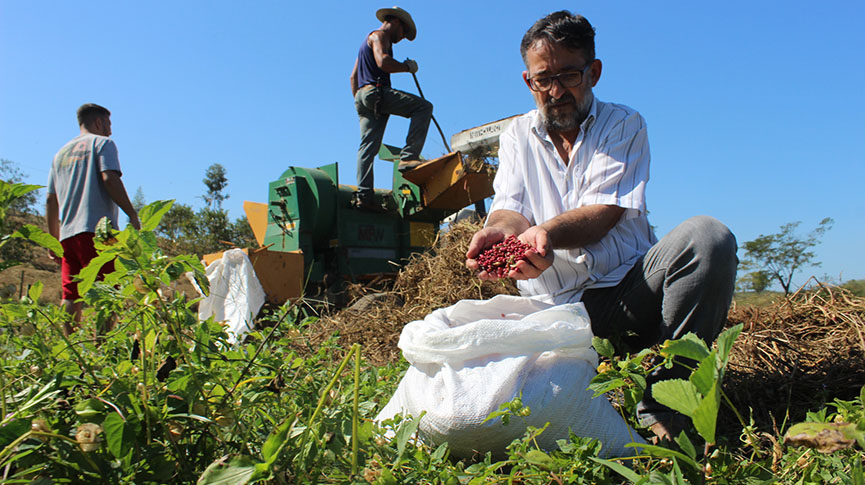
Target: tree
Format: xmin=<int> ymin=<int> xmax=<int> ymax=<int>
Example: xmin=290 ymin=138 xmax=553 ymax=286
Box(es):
xmin=132 ymin=187 xmax=147 ymax=212
xmin=736 ymin=266 xmax=771 ymax=293
xmin=155 ymin=164 xmax=255 ymax=257
xmin=201 ymin=163 xmax=229 ymax=210
xmin=229 ymin=216 xmax=257 ymax=249
xmin=196 ymin=207 xmax=234 ymax=254
xmin=155 ymin=202 xmax=198 ymax=255
xmin=740 ymin=218 xmax=834 ymax=295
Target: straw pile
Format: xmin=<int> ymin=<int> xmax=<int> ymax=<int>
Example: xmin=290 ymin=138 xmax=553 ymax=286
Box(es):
xmin=722 ymin=284 xmax=865 ymax=429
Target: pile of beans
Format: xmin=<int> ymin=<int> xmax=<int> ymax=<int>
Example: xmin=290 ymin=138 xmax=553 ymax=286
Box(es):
xmin=476 ymin=235 xmax=535 ymax=278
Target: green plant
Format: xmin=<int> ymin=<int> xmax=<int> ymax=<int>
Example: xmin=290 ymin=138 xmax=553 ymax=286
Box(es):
xmin=590 ymin=324 xmax=746 ymax=483
xmin=782 ymin=385 xmax=865 ymax=457
xmin=589 ymin=338 xmax=654 ymax=418
xmin=196 ymin=343 xmax=365 ymax=484
xmin=651 ymin=324 xmax=744 ymax=447
xmin=0 ymin=200 xmax=323 ymax=482
xmin=0 ymin=180 xmax=62 ymax=272
xmin=0 ymin=160 xmax=39 ymax=216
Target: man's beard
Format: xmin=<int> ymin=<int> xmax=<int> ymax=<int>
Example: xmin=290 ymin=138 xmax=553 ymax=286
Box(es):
xmin=539 ymin=91 xmax=593 ymax=133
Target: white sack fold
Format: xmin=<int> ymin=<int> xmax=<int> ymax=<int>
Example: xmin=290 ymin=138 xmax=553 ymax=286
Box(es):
xmin=198 ymin=249 xmax=265 ymax=345
xmin=376 ymin=294 xmax=645 ymax=459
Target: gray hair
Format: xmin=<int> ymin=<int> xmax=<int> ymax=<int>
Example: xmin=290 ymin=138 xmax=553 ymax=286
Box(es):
xmin=520 ymin=11 xmax=596 ymax=67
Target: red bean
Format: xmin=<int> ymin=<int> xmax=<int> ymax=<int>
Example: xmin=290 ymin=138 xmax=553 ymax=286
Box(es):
xmin=476 ymin=235 xmax=535 ymax=278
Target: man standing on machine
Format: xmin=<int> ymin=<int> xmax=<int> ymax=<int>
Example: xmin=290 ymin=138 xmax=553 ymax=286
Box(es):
xmin=350 ymin=6 xmax=433 ymax=211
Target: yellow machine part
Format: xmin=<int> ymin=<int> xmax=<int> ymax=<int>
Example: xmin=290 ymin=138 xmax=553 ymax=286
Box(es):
xmin=203 ymin=199 xmax=305 ymax=306
xmin=402 ymin=151 xmax=495 ymax=210
xmin=243 ymin=200 xmax=269 ymax=247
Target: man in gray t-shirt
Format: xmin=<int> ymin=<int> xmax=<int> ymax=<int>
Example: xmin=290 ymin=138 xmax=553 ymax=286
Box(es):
xmin=46 ymin=103 xmax=140 ymax=333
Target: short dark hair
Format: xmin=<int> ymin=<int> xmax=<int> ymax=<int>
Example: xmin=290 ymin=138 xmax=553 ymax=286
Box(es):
xmin=76 ymin=103 xmax=111 ymax=128
xmin=520 ymin=11 xmax=596 ymax=67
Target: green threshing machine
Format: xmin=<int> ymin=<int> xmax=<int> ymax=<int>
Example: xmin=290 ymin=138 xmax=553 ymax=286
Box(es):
xmin=233 ymin=116 xmax=519 ymax=303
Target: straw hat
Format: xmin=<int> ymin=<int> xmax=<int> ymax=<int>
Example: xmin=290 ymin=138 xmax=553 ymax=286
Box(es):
xmin=376 ymin=6 xmax=416 ymax=41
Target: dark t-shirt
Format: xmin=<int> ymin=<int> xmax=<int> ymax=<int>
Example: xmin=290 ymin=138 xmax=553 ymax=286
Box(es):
xmin=356 ymin=32 xmax=391 ymax=88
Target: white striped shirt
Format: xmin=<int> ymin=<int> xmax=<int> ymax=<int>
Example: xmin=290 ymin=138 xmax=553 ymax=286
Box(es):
xmin=489 ymin=97 xmax=658 ymax=304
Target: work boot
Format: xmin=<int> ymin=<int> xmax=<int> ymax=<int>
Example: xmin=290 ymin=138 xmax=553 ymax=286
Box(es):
xmin=398 ymin=160 xmax=424 ymax=172
xmin=353 ymin=191 xmax=386 ymax=213
xmin=648 ymin=414 xmax=691 ymax=444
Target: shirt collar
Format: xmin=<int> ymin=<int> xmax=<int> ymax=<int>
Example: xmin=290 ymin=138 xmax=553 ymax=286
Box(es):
xmin=530 ymin=95 xmax=599 ymax=142
xmin=583 ymin=95 xmax=598 ymax=131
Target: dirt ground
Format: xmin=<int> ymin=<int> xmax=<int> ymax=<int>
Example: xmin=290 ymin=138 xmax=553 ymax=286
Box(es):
xmin=1 ymin=213 xmax=63 ymax=304
xmin=0 ymin=254 xmax=62 ymax=305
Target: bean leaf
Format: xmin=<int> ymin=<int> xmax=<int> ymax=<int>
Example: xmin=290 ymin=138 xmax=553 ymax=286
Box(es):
xmin=103 ymin=413 xmax=134 ymax=459
xmin=138 ymin=200 xmax=175 ymax=232
xmin=10 ymin=224 xmax=63 ymax=257
xmin=197 ymin=455 xmax=257 ymax=485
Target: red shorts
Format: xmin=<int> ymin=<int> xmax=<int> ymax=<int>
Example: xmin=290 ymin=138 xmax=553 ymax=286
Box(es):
xmin=60 ymin=232 xmax=115 ymax=301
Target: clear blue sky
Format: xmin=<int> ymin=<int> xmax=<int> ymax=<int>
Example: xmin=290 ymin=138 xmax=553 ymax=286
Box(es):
xmin=2 ymin=1 xmax=863 ymax=286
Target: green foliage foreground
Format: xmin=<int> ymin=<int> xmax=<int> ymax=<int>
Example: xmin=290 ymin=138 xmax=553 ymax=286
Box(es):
xmin=1 ymin=199 xmax=864 ymax=483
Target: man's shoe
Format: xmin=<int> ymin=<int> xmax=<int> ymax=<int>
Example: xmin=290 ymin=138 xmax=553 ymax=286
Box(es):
xmin=353 ymin=195 xmax=386 ymax=213
xmin=398 ymin=160 xmax=423 ymax=172
xmin=648 ymin=414 xmax=691 ymax=444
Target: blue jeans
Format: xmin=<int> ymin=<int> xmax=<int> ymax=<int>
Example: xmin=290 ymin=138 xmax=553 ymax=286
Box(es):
xmin=580 ymin=216 xmax=739 ymax=426
xmin=355 ymin=85 xmax=433 ymax=193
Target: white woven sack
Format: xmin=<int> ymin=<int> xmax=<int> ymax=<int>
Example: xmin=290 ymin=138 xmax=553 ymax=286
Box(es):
xmin=376 ymin=294 xmax=645 ymax=458
xmin=198 ymin=249 xmax=266 ymax=345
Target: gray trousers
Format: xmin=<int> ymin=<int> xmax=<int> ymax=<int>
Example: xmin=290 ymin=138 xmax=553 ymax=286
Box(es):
xmin=580 ymin=215 xmax=738 ymax=426
xmin=355 ymin=85 xmax=433 ymax=193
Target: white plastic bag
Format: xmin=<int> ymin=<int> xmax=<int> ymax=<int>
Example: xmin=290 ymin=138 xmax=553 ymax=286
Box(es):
xmin=375 ymin=294 xmax=645 ymax=458
xmin=198 ymin=249 xmax=265 ymax=345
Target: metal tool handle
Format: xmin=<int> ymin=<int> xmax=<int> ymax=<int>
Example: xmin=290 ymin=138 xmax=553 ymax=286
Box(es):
xmin=412 ymin=72 xmax=451 ymax=153
xmin=411 ymin=73 xmax=487 ymax=217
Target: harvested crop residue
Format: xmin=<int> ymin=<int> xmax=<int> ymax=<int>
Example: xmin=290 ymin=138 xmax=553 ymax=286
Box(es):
xmin=723 ymin=283 xmax=865 ymax=430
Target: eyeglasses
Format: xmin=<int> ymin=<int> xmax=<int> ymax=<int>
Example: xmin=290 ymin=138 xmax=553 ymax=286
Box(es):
xmin=527 ymin=62 xmax=593 ymax=92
